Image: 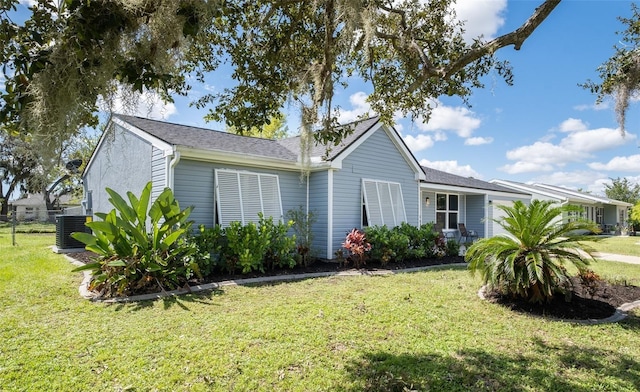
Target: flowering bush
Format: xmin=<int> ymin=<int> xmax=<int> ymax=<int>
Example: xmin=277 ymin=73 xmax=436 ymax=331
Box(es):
xmin=342 ymin=228 xmax=372 ymax=268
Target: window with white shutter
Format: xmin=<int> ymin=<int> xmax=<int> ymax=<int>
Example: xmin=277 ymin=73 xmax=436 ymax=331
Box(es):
xmin=362 ymin=179 xmax=407 ymax=227
xmin=215 ymin=169 xmax=283 ymax=227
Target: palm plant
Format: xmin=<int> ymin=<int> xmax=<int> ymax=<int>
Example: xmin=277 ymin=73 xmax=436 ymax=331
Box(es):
xmin=466 ymin=200 xmax=601 ymax=304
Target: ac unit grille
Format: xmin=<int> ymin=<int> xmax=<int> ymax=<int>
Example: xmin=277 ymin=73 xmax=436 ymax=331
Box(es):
xmin=55 ymin=215 xmax=91 ymax=250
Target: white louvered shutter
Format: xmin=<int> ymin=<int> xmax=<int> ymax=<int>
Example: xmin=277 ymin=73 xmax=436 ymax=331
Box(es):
xmin=239 ymin=173 xmax=262 ymax=223
xmin=362 ymin=179 xmax=406 ymax=227
xmin=362 ymin=179 xmax=383 ymax=226
xmin=216 ymin=169 xmax=283 ymax=227
xmin=216 ymin=170 xmax=242 ymax=226
xmin=260 ymin=174 xmax=282 ymax=221
xmin=390 ymin=182 xmax=406 ymax=225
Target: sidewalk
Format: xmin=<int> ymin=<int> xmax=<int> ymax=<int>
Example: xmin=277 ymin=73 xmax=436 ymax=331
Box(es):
xmin=594 ymin=252 xmax=640 ymax=265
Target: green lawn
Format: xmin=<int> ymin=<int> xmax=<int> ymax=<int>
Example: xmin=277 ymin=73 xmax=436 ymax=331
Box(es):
xmin=585 ymin=235 xmax=640 ymax=257
xmin=1 ymin=233 xmax=640 ymax=391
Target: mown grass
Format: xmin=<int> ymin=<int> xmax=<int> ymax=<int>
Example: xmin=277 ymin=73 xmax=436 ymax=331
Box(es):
xmin=0 ymin=221 xmax=57 ymax=233
xmin=585 ymin=235 xmax=640 ymax=257
xmin=1 ymin=233 xmax=640 ymax=391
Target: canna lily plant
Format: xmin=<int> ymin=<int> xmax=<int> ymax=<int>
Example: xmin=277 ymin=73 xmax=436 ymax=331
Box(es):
xmin=72 ymin=182 xmax=198 ymax=298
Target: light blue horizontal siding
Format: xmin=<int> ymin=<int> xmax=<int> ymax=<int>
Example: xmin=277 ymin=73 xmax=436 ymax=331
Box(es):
xmin=173 ymin=159 xmax=306 ymax=229
xmin=308 ymin=170 xmax=328 ymax=259
xmin=151 ymin=147 xmax=166 ymax=200
xmin=331 ymin=127 xmax=419 ymax=257
xmin=464 ymin=194 xmax=484 ymax=237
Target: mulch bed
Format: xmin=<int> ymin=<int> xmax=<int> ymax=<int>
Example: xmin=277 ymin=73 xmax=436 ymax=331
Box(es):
xmin=484 ymin=277 xmax=640 ymax=320
xmin=70 ymin=251 xmax=465 ymax=282
xmin=69 ymin=252 xmax=640 ymax=321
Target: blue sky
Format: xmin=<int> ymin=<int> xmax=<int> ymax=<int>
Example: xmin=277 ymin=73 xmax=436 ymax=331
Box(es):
xmin=14 ymin=0 xmax=640 ymax=196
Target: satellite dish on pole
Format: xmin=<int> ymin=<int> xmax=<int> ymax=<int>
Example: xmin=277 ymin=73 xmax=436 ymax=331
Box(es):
xmin=65 ymin=159 xmax=83 ymax=174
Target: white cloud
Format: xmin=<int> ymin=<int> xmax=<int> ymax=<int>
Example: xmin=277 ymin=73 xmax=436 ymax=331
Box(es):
xmin=464 ymin=136 xmax=493 ymax=146
xmin=336 ymin=91 xmax=408 ymax=131
xmin=532 ymin=171 xmax=599 ymax=188
xmin=506 ymin=141 xmax=587 ymax=166
xmin=588 ymin=154 xmax=640 ymax=172
xmin=560 ymin=127 xmax=632 ymax=152
xmin=558 ymin=118 xmax=588 ymax=132
xmin=416 ymin=100 xmax=481 ymax=137
xmin=573 ymin=101 xmax=610 ymax=111
xmin=452 ymin=0 xmax=507 ymax=41
xmin=420 ymin=159 xmax=483 ymax=179
xmin=499 ymin=161 xmax=554 ymax=175
xmin=404 ymin=134 xmax=435 ymax=152
xmin=502 ymin=119 xmax=636 ymax=173
xmin=337 ymin=91 xmax=372 ymax=124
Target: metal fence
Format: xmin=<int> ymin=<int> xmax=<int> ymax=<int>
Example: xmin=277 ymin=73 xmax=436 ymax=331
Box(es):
xmin=0 ymin=207 xmax=61 ymax=246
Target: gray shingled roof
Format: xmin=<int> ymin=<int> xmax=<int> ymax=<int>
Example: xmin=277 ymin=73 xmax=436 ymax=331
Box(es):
xmin=113 ymin=114 xmax=299 ymax=161
xmin=114 ymin=114 xmax=382 ymax=162
xmin=277 ymin=116 xmax=381 ymax=160
xmin=422 ymin=166 xmax=528 ymax=194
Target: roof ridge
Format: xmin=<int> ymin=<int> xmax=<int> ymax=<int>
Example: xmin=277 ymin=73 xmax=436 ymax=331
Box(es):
xmin=113 ymin=113 xmax=286 ymax=143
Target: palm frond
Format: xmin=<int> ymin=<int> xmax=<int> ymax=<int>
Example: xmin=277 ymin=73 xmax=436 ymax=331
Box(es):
xmin=467 ymin=199 xmax=600 ymax=304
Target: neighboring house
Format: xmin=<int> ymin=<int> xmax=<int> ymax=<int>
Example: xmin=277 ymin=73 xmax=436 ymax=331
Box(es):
xmin=491 ymin=179 xmax=632 ymax=233
xmin=10 ymin=193 xmax=76 ymax=221
xmin=420 ymin=168 xmax=530 ymax=240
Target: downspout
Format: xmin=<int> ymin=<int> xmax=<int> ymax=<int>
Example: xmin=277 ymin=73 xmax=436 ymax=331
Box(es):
xmin=306 ymin=171 xmax=310 ymax=249
xmin=167 ymin=149 xmax=181 ymax=190
xmin=327 ymin=169 xmax=334 ymax=259
xmin=418 ymin=186 xmax=422 ymax=226
xmin=306 ymin=172 xmax=310 ymax=217
xmin=485 ymin=195 xmax=490 ymax=238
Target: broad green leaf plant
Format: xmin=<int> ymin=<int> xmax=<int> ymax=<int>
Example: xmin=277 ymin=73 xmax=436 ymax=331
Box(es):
xmin=466 ymin=200 xmax=601 ymax=304
xmin=72 ymin=182 xmax=197 ymax=298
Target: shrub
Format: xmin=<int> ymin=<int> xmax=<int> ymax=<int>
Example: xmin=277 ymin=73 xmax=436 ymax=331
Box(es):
xmin=578 ymin=269 xmax=602 ymax=299
xmin=466 ymin=200 xmax=602 ymax=304
xmin=223 ymin=220 xmax=268 ymax=274
xmin=365 ymin=223 xmax=443 ymax=263
xmin=342 ymin=228 xmax=371 ymax=268
xmin=260 ymin=214 xmax=297 ymax=270
xmin=398 ymin=222 xmax=441 ymax=259
xmin=72 ymin=182 xmax=197 ymax=297
xmin=363 ymin=225 xmax=395 ymax=264
xmin=190 ymin=214 xmax=297 ymax=275
xmin=286 ymin=206 xmax=316 ymax=267
xmin=445 ymin=238 xmax=460 ymax=257
xmin=188 ymin=225 xmax=225 ymax=277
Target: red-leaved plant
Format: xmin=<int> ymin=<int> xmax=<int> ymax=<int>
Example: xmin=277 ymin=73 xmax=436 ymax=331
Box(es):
xmin=342 ymin=228 xmax=372 ymax=268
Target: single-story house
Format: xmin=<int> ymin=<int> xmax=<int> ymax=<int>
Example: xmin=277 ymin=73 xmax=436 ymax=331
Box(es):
xmin=490 ymin=179 xmax=632 ymax=233
xmin=82 ymin=114 xmax=529 ymax=259
xmin=10 ymin=193 xmax=77 ymax=221
xmin=420 ymin=168 xmax=530 ymax=240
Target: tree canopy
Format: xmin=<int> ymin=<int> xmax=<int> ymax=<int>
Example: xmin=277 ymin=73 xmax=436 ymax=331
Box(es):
xmin=0 ymin=0 xmax=561 ymax=156
xmin=0 ymin=126 xmax=95 ymax=219
xmin=604 ymin=177 xmax=640 ymax=205
xmin=225 ymin=115 xmax=289 ymax=140
xmin=583 ymin=3 xmax=640 ymax=134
